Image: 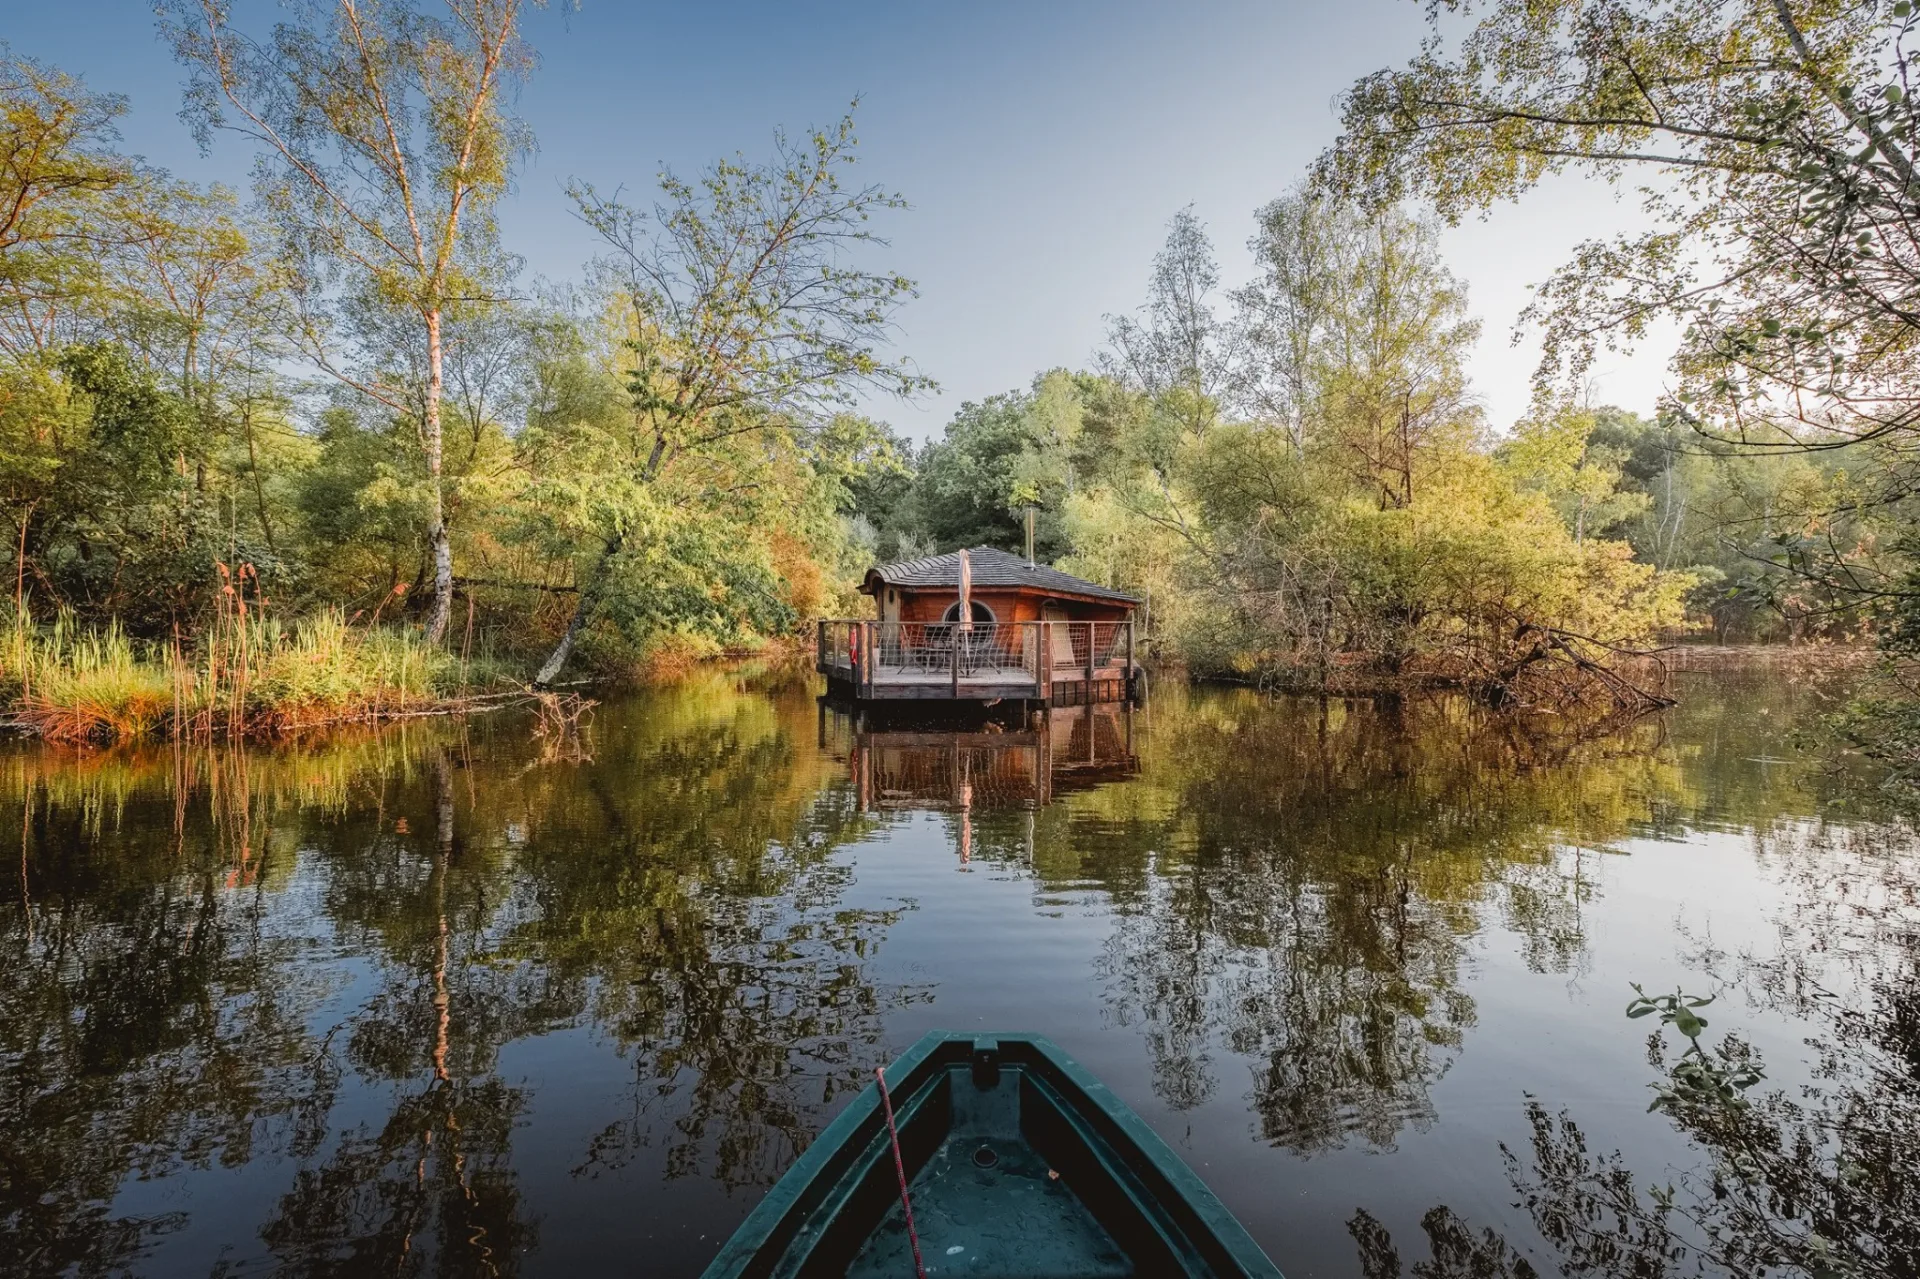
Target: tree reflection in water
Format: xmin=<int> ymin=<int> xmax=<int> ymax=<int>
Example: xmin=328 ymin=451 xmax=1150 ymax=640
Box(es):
xmin=4 ymin=745 xmax=335 ymax=1276
xmin=1350 ymin=800 xmax=1920 ymax=1277
xmin=2 ymin=662 xmax=1914 ymax=1277
xmin=1074 ymin=689 xmax=1684 ymax=1148
xmin=0 ymin=671 xmax=920 ymax=1276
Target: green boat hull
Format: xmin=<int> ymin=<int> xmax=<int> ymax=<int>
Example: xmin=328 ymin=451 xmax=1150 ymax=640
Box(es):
xmin=700 ymin=1032 xmax=1284 ymax=1278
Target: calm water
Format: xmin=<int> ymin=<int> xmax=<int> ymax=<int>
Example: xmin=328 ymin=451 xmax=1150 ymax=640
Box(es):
xmin=4 ymin=663 xmax=1917 ymax=1277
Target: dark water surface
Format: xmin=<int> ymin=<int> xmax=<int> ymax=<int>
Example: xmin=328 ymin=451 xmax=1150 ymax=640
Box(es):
xmin=5 ymin=664 xmax=1918 ymax=1277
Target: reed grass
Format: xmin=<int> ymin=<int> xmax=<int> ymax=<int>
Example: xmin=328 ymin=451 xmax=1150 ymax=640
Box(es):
xmin=2 ymin=569 xmax=514 ymax=742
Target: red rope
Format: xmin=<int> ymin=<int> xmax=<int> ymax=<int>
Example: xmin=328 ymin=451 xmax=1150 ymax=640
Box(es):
xmin=874 ymin=1065 xmax=928 ymax=1279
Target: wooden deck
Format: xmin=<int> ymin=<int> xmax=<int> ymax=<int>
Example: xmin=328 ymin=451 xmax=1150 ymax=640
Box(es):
xmin=817 ymin=619 xmax=1139 ymax=706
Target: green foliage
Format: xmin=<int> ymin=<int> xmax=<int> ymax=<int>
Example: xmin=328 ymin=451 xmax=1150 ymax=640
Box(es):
xmin=1074 ymin=200 xmax=1688 ymax=704
xmin=1501 ymin=408 xmax=1651 ymax=544
xmin=1318 ymin=0 xmax=1920 ymax=729
xmin=0 ymin=40 xmax=925 ymax=715
xmin=5 ymin=9 xmax=1904 ymax=741
xmin=4 ymin=345 xmax=275 ymax=631
xmin=163 ymin=0 xmax=540 ymax=642
xmin=841 ymin=195 xmax=1701 ymax=708
xmin=294 ymin=403 xmax=429 ymax=601
xmin=1626 ymin=985 xmax=1766 ymax=1114
xmin=0 ymin=45 xmax=134 ymax=356
xmin=529 ymin=109 xmax=931 ymax=684
xmin=903 ymin=370 xmax=1087 ymax=558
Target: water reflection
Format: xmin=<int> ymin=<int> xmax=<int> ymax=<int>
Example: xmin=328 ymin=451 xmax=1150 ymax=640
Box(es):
xmin=1083 ymin=696 xmax=1693 ymax=1140
xmin=1343 ymin=723 xmax=1920 ymax=1279
xmin=824 ymin=702 xmax=1139 ymax=812
xmin=1 ymin=662 xmax=1913 ymax=1277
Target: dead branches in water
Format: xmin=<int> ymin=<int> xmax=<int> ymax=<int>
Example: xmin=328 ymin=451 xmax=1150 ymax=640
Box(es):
xmin=1247 ymin=621 xmax=1676 ymax=716
xmin=1480 ymin=623 xmax=1676 ymax=714
xmin=531 ymin=689 xmax=596 ymax=762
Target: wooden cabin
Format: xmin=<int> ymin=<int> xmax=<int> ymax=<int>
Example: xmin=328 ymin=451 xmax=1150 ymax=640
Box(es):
xmin=817 ymin=546 xmax=1142 ymax=707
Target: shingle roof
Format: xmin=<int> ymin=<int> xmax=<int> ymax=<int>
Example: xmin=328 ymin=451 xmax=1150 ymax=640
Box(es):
xmin=864 ymin=546 xmax=1139 ymax=605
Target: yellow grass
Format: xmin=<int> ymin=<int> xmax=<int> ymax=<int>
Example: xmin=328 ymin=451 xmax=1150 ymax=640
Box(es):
xmin=2 ymin=599 xmax=505 ymax=743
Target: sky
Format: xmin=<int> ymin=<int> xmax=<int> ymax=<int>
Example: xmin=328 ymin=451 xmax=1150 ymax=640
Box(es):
xmin=8 ymin=0 xmax=1677 ymax=439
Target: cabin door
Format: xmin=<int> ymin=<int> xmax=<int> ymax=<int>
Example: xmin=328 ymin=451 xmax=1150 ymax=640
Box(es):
xmin=1042 ymin=602 xmax=1075 ymax=668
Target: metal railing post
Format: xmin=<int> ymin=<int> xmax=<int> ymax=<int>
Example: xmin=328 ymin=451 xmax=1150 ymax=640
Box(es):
xmin=1084 ymin=622 xmax=1095 ymax=699
xmin=1126 ymin=618 xmax=1136 ymax=702
xmin=1033 ymin=621 xmax=1044 ymax=700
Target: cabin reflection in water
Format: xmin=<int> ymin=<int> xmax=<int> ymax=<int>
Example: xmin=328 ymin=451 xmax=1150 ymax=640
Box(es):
xmin=820 ymin=702 xmax=1139 ymax=816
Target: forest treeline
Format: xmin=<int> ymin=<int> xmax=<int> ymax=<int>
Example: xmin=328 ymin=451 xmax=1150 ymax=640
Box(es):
xmin=0 ymin=4 xmax=924 ymax=737
xmin=845 ymin=198 xmax=1886 ymax=708
xmin=2 ymin=0 xmax=1916 ymax=741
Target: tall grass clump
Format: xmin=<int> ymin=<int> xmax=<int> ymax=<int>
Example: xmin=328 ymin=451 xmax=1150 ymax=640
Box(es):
xmin=4 ymin=567 xmax=515 ymax=743
xmin=4 ymin=611 xmax=175 ymax=740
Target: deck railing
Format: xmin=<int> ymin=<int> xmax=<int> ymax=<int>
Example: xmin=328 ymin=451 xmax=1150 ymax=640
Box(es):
xmin=816 ymin=619 xmax=1135 ymax=698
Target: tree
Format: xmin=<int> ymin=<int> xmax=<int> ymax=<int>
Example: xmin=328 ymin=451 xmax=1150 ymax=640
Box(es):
xmin=164 ymin=0 xmax=538 ymax=644
xmin=1224 ymin=190 xmax=1488 ymax=513
xmin=1501 ymin=407 xmax=1651 ymax=544
xmin=337 ymin=287 xmax=542 ymax=604
xmin=1318 ymin=0 xmax=1920 ymax=615
xmin=1099 ymin=206 xmax=1240 ymax=463
xmin=0 ymin=361 xmax=80 ymax=612
xmin=835 ymin=417 xmax=917 ymax=562
xmin=1069 ymin=191 xmax=1688 ymax=704
xmin=0 ymin=50 xmax=128 ymax=257
xmin=1 ymin=53 xmax=304 ymax=590
xmin=529 ymin=110 xmax=930 ymax=684
xmin=0 ymin=47 xmax=135 ymax=357
xmin=1071 ymin=213 xmax=1242 ymax=606
xmin=1233 ymin=191 xmax=1337 ymax=457
xmin=909 ymin=370 xmax=1086 ymax=559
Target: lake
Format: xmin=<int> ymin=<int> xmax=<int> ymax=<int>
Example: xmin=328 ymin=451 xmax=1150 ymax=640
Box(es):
xmin=5 ymin=661 xmax=1917 ymax=1277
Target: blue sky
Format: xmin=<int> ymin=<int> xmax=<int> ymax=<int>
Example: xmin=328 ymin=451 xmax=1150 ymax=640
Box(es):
xmin=9 ymin=0 xmax=1672 ymax=438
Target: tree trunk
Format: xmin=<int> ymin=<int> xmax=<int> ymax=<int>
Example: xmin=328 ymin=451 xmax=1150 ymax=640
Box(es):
xmin=533 ymin=594 xmax=591 ymax=688
xmin=14 ymin=503 xmax=33 ymax=617
xmin=533 ymin=532 xmax=623 ymax=687
xmin=240 ymin=396 xmax=277 ymax=557
xmin=424 ymin=308 xmax=453 ymax=644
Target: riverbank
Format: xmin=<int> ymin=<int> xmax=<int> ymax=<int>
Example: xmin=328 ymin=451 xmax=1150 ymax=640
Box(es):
xmin=4 ymin=614 xmax=1876 ymax=747
xmin=0 ymin=605 xmax=817 ymax=744
xmin=1178 ymin=640 xmax=1877 ymax=706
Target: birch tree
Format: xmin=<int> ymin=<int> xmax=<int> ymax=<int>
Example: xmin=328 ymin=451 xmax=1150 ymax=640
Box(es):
xmin=163 ymin=0 xmax=535 ymax=643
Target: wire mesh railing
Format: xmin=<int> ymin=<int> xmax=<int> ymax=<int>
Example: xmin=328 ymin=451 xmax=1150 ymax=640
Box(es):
xmin=819 ymin=619 xmax=1133 ymax=688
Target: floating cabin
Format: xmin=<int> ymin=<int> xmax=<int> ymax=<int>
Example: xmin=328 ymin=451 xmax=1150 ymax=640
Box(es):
xmin=816 ymin=546 xmax=1142 ymax=707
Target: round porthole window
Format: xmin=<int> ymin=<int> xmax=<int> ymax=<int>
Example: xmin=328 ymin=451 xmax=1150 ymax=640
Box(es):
xmin=941 ymin=600 xmax=996 ymax=624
